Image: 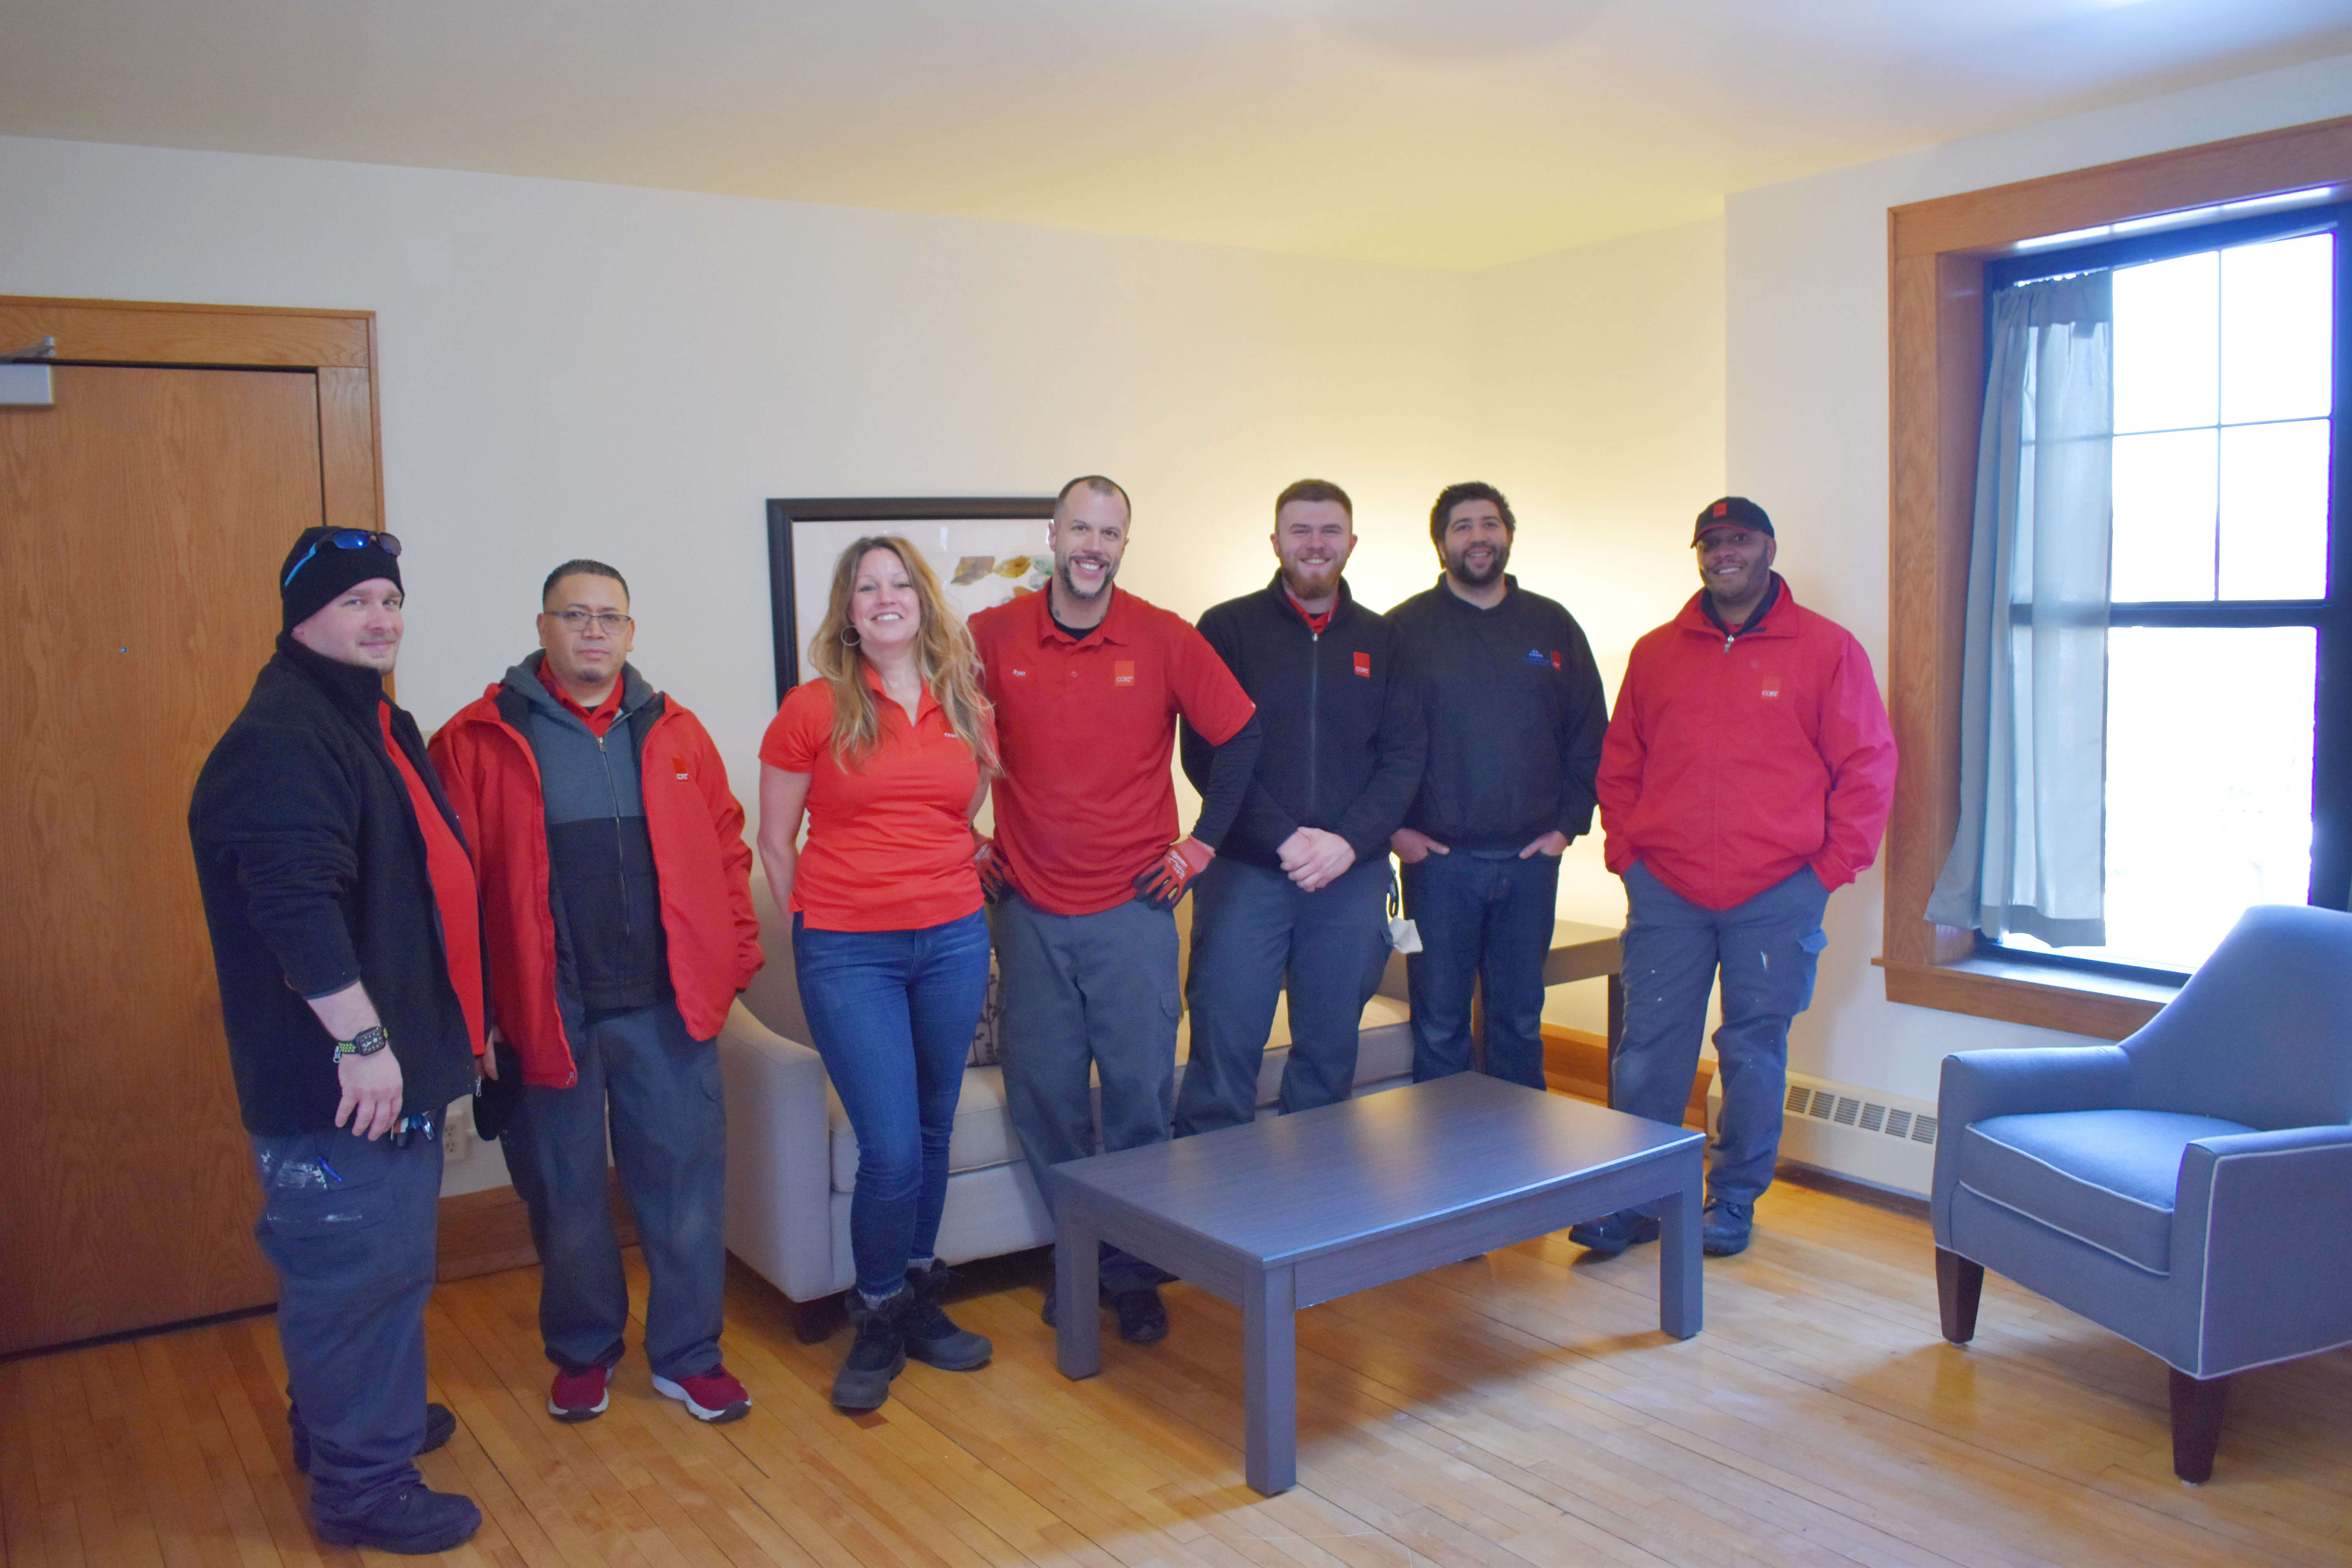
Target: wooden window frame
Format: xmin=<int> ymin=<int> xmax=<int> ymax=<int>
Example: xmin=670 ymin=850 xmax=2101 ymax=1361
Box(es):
xmin=1882 ymin=114 xmax=2352 ymax=1039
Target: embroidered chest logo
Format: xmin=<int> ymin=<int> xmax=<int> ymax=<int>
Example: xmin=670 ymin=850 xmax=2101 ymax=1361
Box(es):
xmin=671 ymin=756 xmax=691 ymax=780
xmin=1550 ymin=651 xmax=1562 ymax=670
xmin=1760 ymin=675 xmax=1782 ymax=699
xmin=1353 ymin=650 xmax=1371 ymax=678
xmin=1114 ymin=660 xmax=1136 ymax=687
xmin=1523 ymin=648 xmax=1547 ymax=664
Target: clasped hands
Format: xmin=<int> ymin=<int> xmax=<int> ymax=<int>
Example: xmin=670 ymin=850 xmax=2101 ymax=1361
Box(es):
xmin=1276 ymin=826 xmax=1355 ymax=892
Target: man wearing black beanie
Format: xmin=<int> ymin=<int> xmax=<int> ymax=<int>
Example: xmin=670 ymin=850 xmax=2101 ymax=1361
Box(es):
xmin=189 ymin=527 xmax=486 ymax=1555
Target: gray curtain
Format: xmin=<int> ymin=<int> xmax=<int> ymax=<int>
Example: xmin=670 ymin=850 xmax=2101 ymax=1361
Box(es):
xmin=1927 ymin=272 xmax=2114 ymax=948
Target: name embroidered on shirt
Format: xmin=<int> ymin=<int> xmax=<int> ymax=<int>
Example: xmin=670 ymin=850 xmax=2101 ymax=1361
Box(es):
xmin=1114 ymin=660 xmax=1136 ymax=687
xmin=1353 ymin=650 xmax=1371 ymax=677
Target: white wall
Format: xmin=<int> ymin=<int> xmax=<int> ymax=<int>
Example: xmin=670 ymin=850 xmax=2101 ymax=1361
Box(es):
xmin=1725 ymin=50 xmax=2352 ymax=1109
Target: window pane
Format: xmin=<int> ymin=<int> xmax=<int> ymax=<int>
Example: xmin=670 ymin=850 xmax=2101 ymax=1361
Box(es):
xmin=2218 ymin=418 xmax=2332 ymax=599
xmin=2113 ymin=250 xmax=2218 ymax=434
xmin=2101 ymin=626 xmax=2314 ymax=970
xmin=2220 ymin=232 xmax=2334 ymax=425
xmin=2109 ymin=428 xmax=2217 ymax=601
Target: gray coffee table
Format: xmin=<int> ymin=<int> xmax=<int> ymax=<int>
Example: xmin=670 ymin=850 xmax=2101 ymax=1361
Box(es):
xmin=1049 ymin=1072 xmax=1705 ymax=1495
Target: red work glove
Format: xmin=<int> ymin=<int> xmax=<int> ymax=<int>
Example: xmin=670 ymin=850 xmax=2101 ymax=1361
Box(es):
xmin=974 ymin=837 xmax=1010 ymax=904
xmin=1132 ymin=836 xmax=1214 ymax=911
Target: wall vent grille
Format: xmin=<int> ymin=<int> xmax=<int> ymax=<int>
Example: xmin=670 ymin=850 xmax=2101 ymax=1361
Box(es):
xmin=1715 ymin=1069 xmax=1938 ymax=1196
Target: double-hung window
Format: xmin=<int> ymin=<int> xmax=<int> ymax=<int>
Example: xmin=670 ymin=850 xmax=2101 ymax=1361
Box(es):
xmin=1955 ymin=197 xmax=2350 ymax=978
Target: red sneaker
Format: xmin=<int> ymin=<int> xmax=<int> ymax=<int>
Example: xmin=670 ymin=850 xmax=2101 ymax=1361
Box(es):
xmin=548 ymin=1365 xmax=610 ymax=1423
xmin=652 ymin=1365 xmax=750 ymax=1424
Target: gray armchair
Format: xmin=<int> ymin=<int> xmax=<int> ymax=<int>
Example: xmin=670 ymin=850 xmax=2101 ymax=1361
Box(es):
xmin=1932 ymin=904 xmax=2352 ymax=1483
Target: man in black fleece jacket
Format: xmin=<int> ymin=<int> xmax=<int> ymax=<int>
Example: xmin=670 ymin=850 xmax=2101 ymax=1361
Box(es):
xmin=1176 ymin=479 xmax=1426 ymax=1133
xmin=1388 ymin=482 xmax=1608 ymax=1089
xmin=188 ymin=528 xmax=483 ymax=1556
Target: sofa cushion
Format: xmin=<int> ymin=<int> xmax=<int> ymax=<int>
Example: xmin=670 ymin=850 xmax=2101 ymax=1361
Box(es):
xmin=828 ymin=991 xmax=1416 ymax=1194
xmin=1958 ymin=1109 xmax=2253 ymax=1275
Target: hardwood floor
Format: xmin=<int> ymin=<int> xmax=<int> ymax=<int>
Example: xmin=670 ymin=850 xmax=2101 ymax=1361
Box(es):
xmin=4 ymin=1176 xmax=2347 ymax=1568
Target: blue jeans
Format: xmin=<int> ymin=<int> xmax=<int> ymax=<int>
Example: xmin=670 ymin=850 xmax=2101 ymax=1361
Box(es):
xmin=502 ymin=999 xmax=727 ymax=1380
xmin=1175 ymin=855 xmax=1392 ymax=1136
xmin=793 ymin=910 xmax=991 ymax=1300
xmin=249 ymin=1125 xmax=443 ymax=1527
xmin=1402 ymin=848 xmax=1563 ymax=1088
xmin=1612 ymin=861 xmax=1832 ymax=1207
xmin=988 ymin=893 xmax=1179 ymax=1295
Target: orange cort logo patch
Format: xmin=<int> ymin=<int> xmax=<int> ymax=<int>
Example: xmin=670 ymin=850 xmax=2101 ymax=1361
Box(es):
xmin=671 ymin=756 xmax=691 ymax=779
xmin=1353 ymin=650 xmax=1371 ymax=677
xmin=1114 ymin=660 xmax=1136 ymax=687
xmin=1760 ymin=675 xmax=1782 ymax=699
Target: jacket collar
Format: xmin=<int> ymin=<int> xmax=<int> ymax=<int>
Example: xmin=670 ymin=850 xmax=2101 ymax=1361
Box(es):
xmin=1263 ymin=572 xmax=1356 ymax=623
xmin=1675 ymin=573 xmax=1795 ymax=640
xmin=1431 ymin=572 xmax=1517 ymax=612
xmin=503 ymin=650 xmax=655 ymax=718
xmin=273 ymin=632 xmax=390 ymax=720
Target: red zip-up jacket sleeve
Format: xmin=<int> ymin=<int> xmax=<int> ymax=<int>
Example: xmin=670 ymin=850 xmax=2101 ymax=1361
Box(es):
xmin=1596 ymin=661 xmax=1647 ymax=879
xmin=1808 ymin=634 xmax=1897 ymax=892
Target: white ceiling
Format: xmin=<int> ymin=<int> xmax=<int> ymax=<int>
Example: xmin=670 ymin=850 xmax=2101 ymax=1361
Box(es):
xmin=4 ymin=0 xmax=2349 ymax=269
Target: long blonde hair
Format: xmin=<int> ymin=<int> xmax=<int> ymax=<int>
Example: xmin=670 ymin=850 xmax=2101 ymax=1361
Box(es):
xmin=809 ymin=536 xmax=998 ymax=778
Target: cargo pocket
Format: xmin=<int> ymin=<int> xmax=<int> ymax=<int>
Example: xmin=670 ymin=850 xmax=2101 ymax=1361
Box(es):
xmin=255 ymin=1136 xmax=391 ymax=1243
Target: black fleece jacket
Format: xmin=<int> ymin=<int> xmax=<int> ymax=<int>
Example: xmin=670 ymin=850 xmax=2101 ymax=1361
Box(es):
xmin=1180 ymin=575 xmax=1426 ymax=871
xmin=1387 ymin=574 xmax=1608 ymax=854
xmin=189 ymin=636 xmax=480 ymax=1135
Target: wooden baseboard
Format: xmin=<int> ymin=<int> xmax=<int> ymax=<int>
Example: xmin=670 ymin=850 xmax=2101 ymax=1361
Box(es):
xmin=436 ymin=1171 xmax=635 ymax=1283
xmin=1541 ymin=1024 xmax=1712 ymax=1129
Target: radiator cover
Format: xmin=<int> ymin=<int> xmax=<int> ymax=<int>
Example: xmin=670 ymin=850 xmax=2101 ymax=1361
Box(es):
xmin=1706 ymin=1069 xmax=1939 ymax=1198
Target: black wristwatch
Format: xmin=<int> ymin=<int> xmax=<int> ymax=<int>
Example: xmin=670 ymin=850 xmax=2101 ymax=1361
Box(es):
xmin=332 ymin=1024 xmax=391 ymax=1062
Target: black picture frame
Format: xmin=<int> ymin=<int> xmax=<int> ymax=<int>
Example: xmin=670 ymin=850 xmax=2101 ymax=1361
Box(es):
xmin=766 ymin=495 xmax=1058 ymax=704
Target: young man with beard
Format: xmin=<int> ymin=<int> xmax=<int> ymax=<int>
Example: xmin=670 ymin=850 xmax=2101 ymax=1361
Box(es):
xmin=1572 ymin=497 xmax=1894 ymax=1259
xmin=969 ymin=475 xmax=1260 ymax=1344
xmin=1387 ymin=481 xmax=1608 ymax=1089
xmin=189 ymin=529 xmax=484 ymax=1555
xmin=1173 ymin=479 xmax=1425 ymax=1135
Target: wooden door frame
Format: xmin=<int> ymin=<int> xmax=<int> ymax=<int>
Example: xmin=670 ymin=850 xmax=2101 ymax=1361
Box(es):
xmin=0 ymin=296 xmax=381 ymax=533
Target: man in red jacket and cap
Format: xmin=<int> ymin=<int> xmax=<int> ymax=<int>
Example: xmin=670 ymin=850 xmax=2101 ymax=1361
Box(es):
xmin=431 ymin=560 xmax=762 ymax=1426
xmin=1574 ymin=498 xmax=1896 ymax=1259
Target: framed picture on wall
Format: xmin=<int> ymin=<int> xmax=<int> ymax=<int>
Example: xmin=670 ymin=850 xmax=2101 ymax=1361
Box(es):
xmin=766 ymin=495 xmax=1059 ymax=704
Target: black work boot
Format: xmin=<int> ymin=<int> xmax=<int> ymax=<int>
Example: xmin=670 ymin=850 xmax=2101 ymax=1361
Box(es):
xmin=902 ymin=1259 xmax=992 ymax=1371
xmin=832 ymin=1284 xmax=913 ymax=1412
xmin=313 ymin=1485 xmax=481 ymax=1554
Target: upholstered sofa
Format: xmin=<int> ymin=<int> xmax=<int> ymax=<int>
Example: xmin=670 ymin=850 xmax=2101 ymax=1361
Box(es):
xmin=719 ymin=876 xmax=1415 ymax=1337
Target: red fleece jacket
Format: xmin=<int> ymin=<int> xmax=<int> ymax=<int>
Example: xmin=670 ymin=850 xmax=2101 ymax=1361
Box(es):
xmin=1598 ymin=578 xmax=1896 ymax=912
xmin=429 ymin=685 xmax=761 ymax=1087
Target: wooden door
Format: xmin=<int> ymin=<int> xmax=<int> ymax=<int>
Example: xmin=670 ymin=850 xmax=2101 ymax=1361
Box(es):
xmin=0 ymin=307 xmax=381 ymax=1355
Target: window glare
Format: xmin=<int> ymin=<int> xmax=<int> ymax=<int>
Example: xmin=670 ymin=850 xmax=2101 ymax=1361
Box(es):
xmin=2097 ymin=626 xmax=2316 ymax=969
xmin=2219 ymin=419 xmax=2333 ymax=600
xmin=2109 ymin=429 xmax=2217 ymax=601
xmin=2220 ymin=233 xmax=2334 ymax=425
xmin=2113 ymin=251 xmax=2218 ymax=434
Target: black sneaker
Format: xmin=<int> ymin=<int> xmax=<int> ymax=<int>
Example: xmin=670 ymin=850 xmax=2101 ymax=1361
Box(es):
xmin=1109 ymin=1287 xmax=1169 ymax=1344
xmin=1702 ymin=1200 xmax=1755 ymax=1257
xmin=903 ymin=1260 xmax=992 ymax=1371
xmin=1566 ymin=1209 xmax=1662 ymax=1258
xmin=289 ymin=1402 xmax=456 ymax=1475
xmin=313 ymin=1484 xmax=481 ymax=1554
xmin=833 ymin=1285 xmax=912 ymax=1412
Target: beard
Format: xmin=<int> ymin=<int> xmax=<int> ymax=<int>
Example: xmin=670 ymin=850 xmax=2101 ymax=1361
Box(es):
xmin=1056 ymin=554 xmax=1117 ymax=602
xmin=1447 ymin=537 xmax=1510 ymax=588
xmin=1279 ymin=556 xmax=1343 ymax=601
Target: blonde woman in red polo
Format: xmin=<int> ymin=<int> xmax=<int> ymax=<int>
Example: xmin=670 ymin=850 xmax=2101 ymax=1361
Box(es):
xmin=757 ymin=537 xmax=998 ymax=1414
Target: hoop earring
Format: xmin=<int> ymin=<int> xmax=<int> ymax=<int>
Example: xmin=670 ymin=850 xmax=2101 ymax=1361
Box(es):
xmin=840 ymin=625 xmax=860 ymax=647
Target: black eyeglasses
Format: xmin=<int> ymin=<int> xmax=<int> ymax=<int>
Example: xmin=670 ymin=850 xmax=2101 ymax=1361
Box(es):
xmin=283 ymin=529 xmax=403 ymax=587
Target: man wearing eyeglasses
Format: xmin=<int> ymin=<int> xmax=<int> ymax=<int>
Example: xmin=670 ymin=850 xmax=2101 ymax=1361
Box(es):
xmin=430 ymin=561 xmax=763 ymax=1427
xmin=190 ymin=527 xmax=486 ymax=1555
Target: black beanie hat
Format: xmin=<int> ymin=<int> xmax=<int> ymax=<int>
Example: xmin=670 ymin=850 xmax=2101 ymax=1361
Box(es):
xmin=279 ymin=528 xmax=403 ymax=631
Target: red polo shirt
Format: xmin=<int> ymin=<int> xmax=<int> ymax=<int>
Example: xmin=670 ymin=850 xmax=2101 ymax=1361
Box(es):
xmin=970 ymin=587 xmax=1255 ymax=916
xmin=760 ymin=666 xmax=994 ymax=932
